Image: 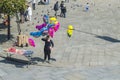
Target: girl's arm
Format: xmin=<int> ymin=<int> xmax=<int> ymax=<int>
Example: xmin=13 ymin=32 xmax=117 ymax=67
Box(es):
xmin=41 ymin=38 xmax=46 ymax=41
xmin=50 ymin=40 xmax=54 ymax=47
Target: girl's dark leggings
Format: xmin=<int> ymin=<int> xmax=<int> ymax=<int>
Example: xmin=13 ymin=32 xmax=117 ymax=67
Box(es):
xmin=44 ymin=49 xmax=51 ymax=61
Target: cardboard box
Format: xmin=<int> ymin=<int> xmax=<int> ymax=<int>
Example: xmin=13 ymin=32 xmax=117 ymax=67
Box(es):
xmin=17 ymin=35 xmax=29 ymax=47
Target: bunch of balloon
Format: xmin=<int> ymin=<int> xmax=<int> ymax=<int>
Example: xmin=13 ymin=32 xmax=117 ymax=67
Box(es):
xmin=30 ymin=15 xmax=60 ymax=38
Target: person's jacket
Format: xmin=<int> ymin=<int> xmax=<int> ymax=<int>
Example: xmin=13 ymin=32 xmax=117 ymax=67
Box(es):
xmin=54 ymin=2 xmax=59 ymax=11
xmin=42 ymin=38 xmax=54 ymax=50
xmin=62 ymin=7 xmax=67 ymax=13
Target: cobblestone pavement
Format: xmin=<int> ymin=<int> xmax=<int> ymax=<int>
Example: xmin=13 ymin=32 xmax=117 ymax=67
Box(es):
xmin=0 ymin=0 xmax=120 ymax=80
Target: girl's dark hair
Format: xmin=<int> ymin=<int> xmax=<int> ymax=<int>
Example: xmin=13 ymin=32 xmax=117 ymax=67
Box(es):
xmin=46 ymin=35 xmax=50 ymax=40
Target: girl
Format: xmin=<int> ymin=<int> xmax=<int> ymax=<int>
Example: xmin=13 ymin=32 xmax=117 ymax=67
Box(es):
xmin=41 ymin=35 xmax=54 ymax=63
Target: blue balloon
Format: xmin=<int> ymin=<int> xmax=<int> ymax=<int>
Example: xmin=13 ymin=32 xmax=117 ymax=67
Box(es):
xmin=47 ymin=24 xmax=54 ymax=29
xmin=30 ymin=31 xmax=42 ymax=37
xmin=30 ymin=23 xmax=54 ymax=37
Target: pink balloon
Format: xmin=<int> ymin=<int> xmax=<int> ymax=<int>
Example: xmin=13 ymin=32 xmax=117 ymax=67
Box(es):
xmin=36 ymin=23 xmax=47 ymax=30
xmin=54 ymin=22 xmax=60 ymax=32
xmin=28 ymin=38 xmax=35 ymax=47
xmin=48 ymin=28 xmax=54 ymax=38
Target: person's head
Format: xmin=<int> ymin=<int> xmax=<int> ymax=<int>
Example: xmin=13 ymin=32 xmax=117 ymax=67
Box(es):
xmin=56 ymin=1 xmax=58 ymax=3
xmin=46 ymin=35 xmax=50 ymax=40
xmin=61 ymin=1 xmax=64 ymax=3
xmin=27 ymin=5 xmax=30 ymax=8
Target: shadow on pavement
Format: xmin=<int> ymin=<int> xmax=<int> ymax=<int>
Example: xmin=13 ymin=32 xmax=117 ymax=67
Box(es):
xmin=50 ymin=58 xmax=56 ymax=61
xmin=0 ymin=58 xmax=27 ymax=68
xmin=31 ymin=57 xmax=56 ymax=62
xmin=68 ymin=29 xmax=120 ymax=43
xmin=0 ymin=55 xmax=38 ymax=68
xmin=0 ymin=23 xmax=7 ymax=30
xmin=0 ymin=56 xmax=56 ymax=68
xmin=96 ymin=36 xmax=120 ymax=43
xmin=32 ymin=57 xmax=44 ymax=62
xmin=74 ymin=29 xmax=97 ymax=36
xmin=0 ymin=34 xmax=14 ymax=44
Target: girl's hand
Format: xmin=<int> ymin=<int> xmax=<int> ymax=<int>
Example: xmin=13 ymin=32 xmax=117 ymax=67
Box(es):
xmin=50 ymin=47 xmax=53 ymax=50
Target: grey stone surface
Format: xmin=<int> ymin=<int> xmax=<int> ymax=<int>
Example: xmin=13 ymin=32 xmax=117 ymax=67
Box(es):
xmin=0 ymin=69 xmax=7 ymax=77
xmin=0 ymin=0 xmax=120 ymax=80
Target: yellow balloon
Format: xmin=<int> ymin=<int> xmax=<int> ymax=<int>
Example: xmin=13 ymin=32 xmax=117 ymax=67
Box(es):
xmin=50 ymin=17 xmax=57 ymax=21
xmin=67 ymin=25 xmax=74 ymax=37
xmin=50 ymin=17 xmax=57 ymax=24
xmin=68 ymin=25 xmax=73 ymax=30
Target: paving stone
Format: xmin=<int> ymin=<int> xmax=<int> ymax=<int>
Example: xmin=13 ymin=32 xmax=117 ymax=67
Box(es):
xmin=0 ymin=69 xmax=7 ymax=77
xmin=0 ymin=0 xmax=120 ymax=80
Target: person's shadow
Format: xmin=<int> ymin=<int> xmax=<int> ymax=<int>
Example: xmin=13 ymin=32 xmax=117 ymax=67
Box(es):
xmin=96 ymin=36 xmax=120 ymax=43
xmin=31 ymin=57 xmax=44 ymax=62
xmin=31 ymin=57 xmax=56 ymax=62
xmin=50 ymin=58 xmax=56 ymax=61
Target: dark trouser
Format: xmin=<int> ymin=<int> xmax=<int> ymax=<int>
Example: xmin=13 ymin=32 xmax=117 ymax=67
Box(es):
xmin=63 ymin=12 xmax=66 ymax=18
xmin=24 ymin=11 xmax=28 ymax=21
xmin=60 ymin=9 xmax=64 ymax=17
xmin=32 ymin=3 xmax=35 ymax=10
xmin=44 ymin=48 xmax=51 ymax=61
xmin=54 ymin=11 xmax=58 ymax=17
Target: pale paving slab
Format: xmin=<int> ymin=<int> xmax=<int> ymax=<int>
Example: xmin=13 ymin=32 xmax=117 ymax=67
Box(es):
xmin=0 ymin=0 xmax=120 ymax=80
